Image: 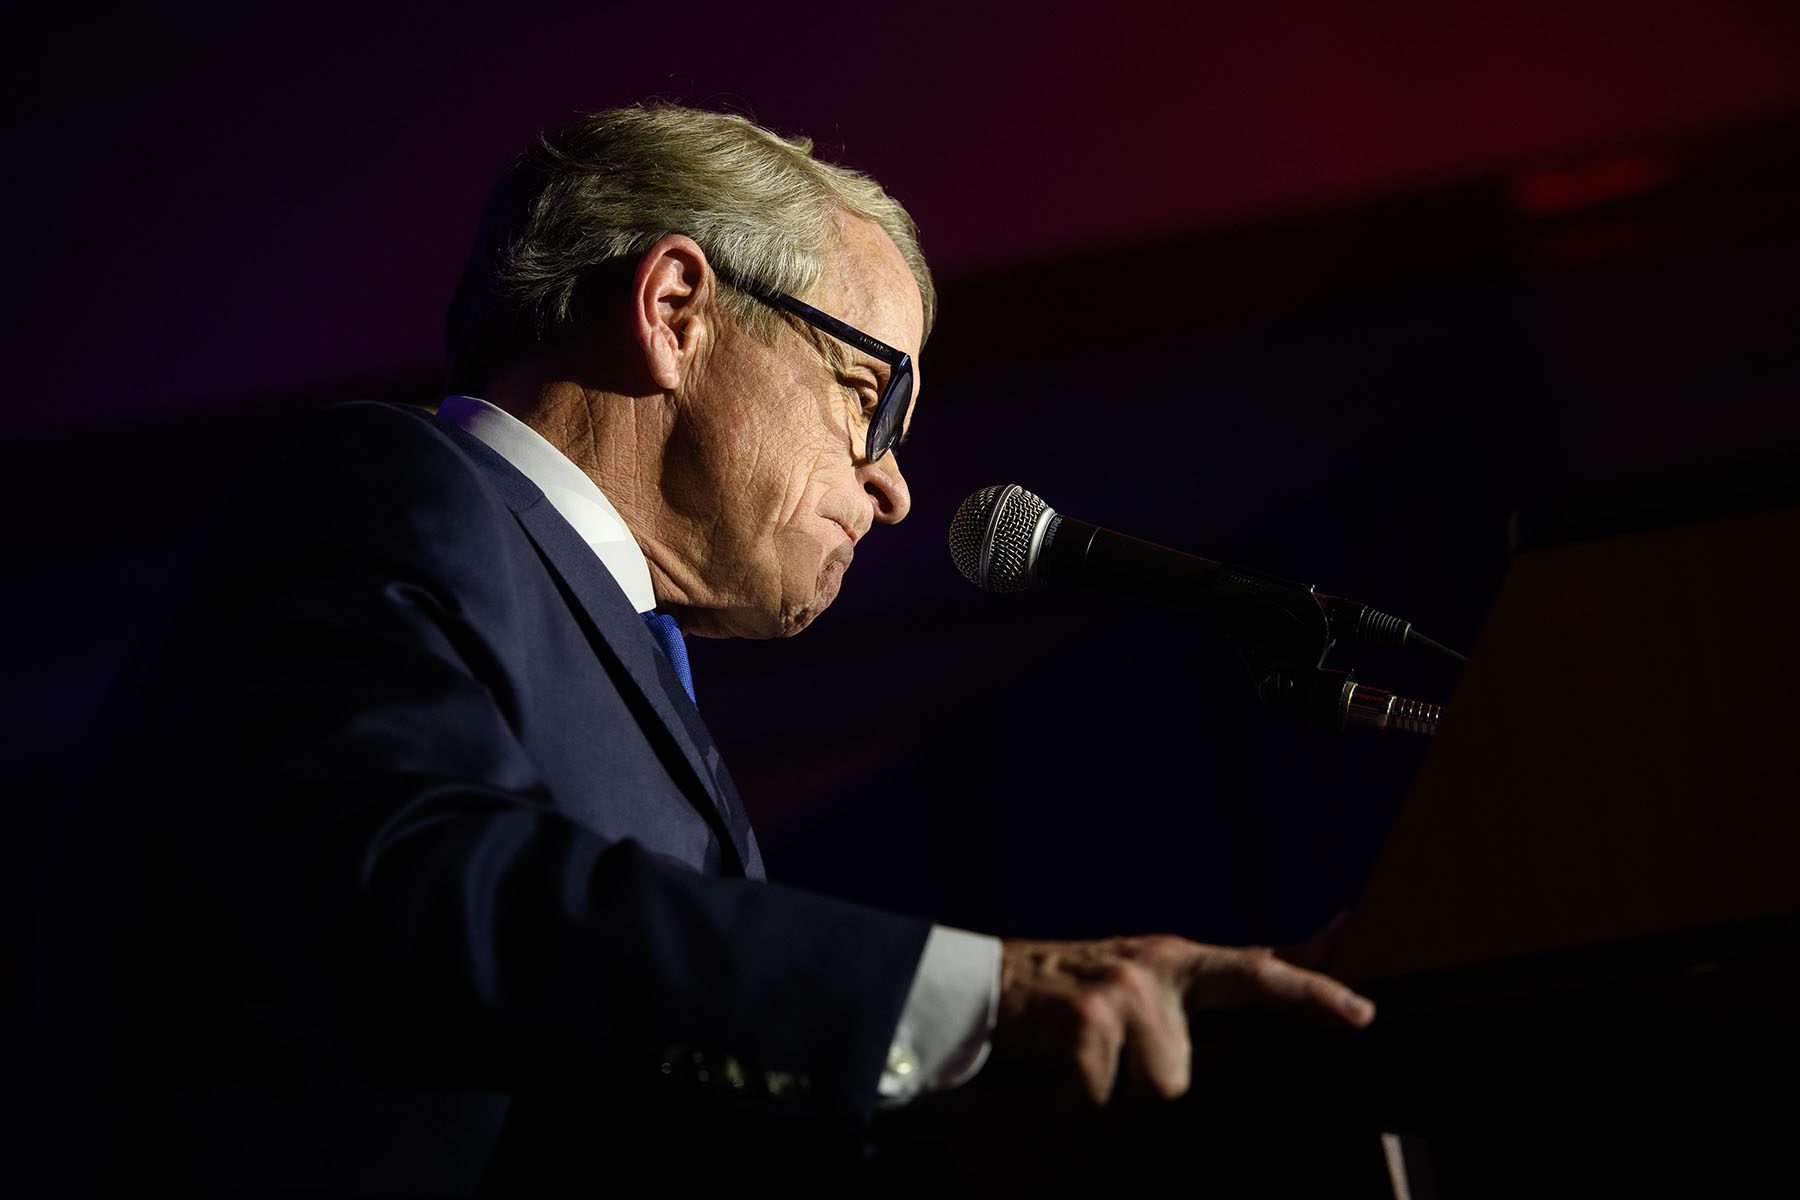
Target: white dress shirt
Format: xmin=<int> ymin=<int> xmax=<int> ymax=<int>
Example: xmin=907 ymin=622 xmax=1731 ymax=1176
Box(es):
xmin=435 ymin=394 xmax=999 ymax=1103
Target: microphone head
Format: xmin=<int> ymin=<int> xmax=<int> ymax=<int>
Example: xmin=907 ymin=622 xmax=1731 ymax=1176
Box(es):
xmin=949 ymin=484 xmax=1053 ymax=592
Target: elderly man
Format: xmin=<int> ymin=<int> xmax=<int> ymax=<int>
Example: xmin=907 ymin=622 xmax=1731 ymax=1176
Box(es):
xmin=44 ymin=105 xmax=1372 ymax=1195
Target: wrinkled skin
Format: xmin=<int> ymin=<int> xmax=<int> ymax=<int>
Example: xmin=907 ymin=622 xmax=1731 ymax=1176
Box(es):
xmin=997 ymin=936 xmax=1375 ymax=1107
xmin=651 ymin=213 xmax=919 ymax=638
xmin=493 ymin=210 xmax=918 ymax=640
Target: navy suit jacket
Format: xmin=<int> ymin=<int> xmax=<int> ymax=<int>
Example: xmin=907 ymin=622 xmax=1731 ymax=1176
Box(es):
xmin=44 ymin=402 xmax=930 ymax=1195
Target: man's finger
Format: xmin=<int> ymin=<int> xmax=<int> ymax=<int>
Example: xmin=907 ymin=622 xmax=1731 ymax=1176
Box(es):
xmin=1113 ymin=965 xmax=1192 ymax=1100
xmin=1194 ymin=947 xmax=1376 ymax=1027
xmin=1069 ymin=989 xmax=1126 ymax=1104
xmin=1245 ymin=954 xmax=1376 ymax=1027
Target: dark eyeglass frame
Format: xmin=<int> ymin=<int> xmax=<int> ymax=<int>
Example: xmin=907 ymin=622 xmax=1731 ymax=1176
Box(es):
xmin=714 ymin=268 xmax=914 ymax=464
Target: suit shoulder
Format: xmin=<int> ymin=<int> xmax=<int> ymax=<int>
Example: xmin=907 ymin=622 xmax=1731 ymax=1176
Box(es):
xmin=274 ymin=400 xmax=478 ymax=476
xmin=202 ymin=402 xmax=527 ymax=580
xmin=248 ymin=402 xmax=505 ymax=512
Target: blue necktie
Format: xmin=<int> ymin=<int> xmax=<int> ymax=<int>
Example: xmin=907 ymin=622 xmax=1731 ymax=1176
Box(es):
xmin=641 ymin=611 xmax=695 ymax=704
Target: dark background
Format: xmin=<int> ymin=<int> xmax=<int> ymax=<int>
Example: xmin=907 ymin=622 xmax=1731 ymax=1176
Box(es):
xmin=7 ymin=0 xmax=1800 ymax=1178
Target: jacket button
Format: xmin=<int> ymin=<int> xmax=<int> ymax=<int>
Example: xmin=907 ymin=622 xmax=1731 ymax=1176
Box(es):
xmin=886 ymin=1044 xmax=921 ymax=1080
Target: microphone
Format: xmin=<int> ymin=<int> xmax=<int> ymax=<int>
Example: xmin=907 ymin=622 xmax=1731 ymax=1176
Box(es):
xmin=949 ymin=484 xmax=1462 ymax=660
xmin=948 ymin=484 xmax=1459 ymax=733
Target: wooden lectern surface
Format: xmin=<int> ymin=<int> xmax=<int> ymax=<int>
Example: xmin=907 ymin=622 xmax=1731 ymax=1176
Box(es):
xmin=1331 ymin=503 xmax=1800 ymax=982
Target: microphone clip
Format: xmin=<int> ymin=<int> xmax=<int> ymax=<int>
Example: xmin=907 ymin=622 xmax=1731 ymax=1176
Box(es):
xmin=1217 ymin=583 xmax=1445 ymax=736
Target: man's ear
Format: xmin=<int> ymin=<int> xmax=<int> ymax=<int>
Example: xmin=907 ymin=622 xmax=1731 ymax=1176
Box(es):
xmin=630 ymin=234 xmax=713 ymax=391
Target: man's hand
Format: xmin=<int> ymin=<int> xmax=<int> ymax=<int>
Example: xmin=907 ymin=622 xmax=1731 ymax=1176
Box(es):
xmin=994 ymin=935 xmax=1375 ymax=1106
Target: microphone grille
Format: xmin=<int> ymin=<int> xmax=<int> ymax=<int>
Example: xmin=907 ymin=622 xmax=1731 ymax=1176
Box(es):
xmin=949 ymin=484 xmax=1052 ymax=592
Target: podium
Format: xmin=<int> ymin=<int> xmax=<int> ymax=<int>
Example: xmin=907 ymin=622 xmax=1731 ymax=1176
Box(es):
xmin=1324 ymin=470 xmax=1800 ymax=1197
xmin=1335 ymin=499 xmax=1800 ymax=980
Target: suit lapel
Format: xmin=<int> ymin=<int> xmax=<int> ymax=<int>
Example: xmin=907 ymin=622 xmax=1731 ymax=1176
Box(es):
xmin=426 ymin=412 xmax=760 ymax=877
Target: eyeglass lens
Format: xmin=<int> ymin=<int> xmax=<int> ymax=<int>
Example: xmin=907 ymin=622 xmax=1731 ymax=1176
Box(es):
xmin=871 ymin=367 xmax=913 ymax=460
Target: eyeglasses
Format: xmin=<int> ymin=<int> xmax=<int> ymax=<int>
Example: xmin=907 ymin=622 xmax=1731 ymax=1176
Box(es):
xmin=714 ymin=268 xmax=915 ymax=464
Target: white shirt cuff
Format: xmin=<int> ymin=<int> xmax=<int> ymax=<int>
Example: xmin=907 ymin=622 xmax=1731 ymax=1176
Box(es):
xmin=876 ymin=924 xmax=1001 ymax=1106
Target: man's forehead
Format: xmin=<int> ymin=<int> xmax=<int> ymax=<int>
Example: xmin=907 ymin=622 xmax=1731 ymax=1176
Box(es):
xmin=815 ymin=213 xmax=924 ymax=364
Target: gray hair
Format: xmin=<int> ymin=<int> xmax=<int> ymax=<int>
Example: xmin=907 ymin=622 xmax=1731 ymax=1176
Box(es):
xmin=445 ymin=103 xmax=936 ymax=392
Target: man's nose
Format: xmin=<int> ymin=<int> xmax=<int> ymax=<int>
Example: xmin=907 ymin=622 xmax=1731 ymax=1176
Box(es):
xmin=861 ymin=453 xmax=911 ymax=525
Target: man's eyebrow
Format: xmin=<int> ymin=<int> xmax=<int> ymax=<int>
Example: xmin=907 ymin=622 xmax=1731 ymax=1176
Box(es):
xmin=796 ymin=321 xmax=860 ymax=374
xmin=788 ymin=314 xmax=893 ymax=387
xmin=828 ymin=349 xmax=888 ymax=389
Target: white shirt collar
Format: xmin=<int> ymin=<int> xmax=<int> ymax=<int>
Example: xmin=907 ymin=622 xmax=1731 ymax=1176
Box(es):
xmin=435 ymin=394 xmax=658 ymax=613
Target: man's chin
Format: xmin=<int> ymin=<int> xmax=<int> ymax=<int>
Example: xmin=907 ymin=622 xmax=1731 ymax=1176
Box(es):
xmin=776 ymin=558 xmax=849 ymax=638
xmin=686 ymin=553 xmax=850 ymax=640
